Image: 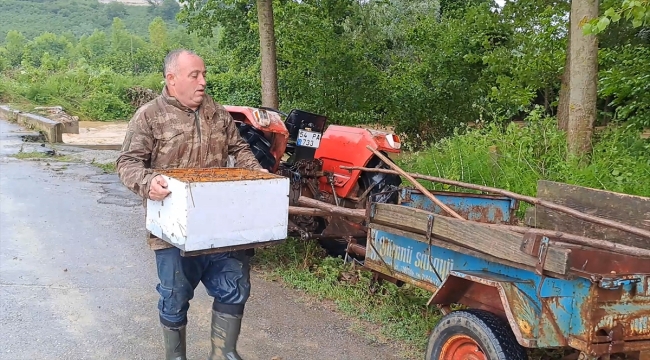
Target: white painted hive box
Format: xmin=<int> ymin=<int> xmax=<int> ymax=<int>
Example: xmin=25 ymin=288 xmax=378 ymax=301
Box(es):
xmin=146 ymin=168 xmax=290 ymax=252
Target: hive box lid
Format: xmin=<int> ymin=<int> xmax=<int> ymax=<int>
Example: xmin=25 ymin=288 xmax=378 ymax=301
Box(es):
xmin=145 ymin=168 xmax=290 ymax=252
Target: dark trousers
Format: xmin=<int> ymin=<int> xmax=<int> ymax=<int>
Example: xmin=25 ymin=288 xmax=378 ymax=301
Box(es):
xmin=154 ymin=247 xmax=251 ymax=328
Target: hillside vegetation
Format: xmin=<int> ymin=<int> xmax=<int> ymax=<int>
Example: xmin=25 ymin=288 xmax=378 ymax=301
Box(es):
xmin=0 ymin=0 xmax=180 ymax=40
xmin=1 ymin=0 xmax=649 ymax=356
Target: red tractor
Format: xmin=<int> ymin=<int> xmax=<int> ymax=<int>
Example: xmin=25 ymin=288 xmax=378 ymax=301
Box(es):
xmin=224 ymin=105 xmax=403 ymax=256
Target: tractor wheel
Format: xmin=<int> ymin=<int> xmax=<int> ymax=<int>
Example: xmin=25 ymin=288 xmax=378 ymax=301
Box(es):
xmin=359 ymin=154 xmax=402 ymax=205
xmin=236 ymin=123 xmax=276 ymax=171
xmin=319 ymin=154 xmax=402 ymax=258
xmin=426 ymin=309 xmax=527 ymax=360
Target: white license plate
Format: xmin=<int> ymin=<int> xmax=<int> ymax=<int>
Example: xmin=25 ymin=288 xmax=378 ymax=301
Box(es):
xmin=296 ymin=130 xmax=322 ymax=148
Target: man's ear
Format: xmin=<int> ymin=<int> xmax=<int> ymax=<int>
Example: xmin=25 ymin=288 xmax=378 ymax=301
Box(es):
xmin=165 ymin=72 xmax=175 ymax=86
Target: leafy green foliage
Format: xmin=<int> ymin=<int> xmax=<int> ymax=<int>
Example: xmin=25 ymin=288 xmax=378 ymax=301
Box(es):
xmin=0 ymin=0 xmax=181 ymax=40
xmin=176 ymin=0 xmax=648 ymax=146
xmin=2 ymin=0 xmax=647 ymax=137
xmin=599 ymin=44 xmax=650 ymax=128
xmin=585 ymin=0 xmax=650 ymax=34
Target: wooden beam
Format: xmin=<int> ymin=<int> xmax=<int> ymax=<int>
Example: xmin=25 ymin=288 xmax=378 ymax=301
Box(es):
xmin=297 ymin=196 xmax=366 ymax=219
xmin=370 ymin=203 xmax=570 ymax=275
xmin=486 ymin=224 xmax=650 ymax=258
xmin=342 ymin=165 xmax=650 ymax=241
xmin=527 ymin=180 xmax=650 ymax=250
xmin=288 ymin=206 xmax=330 ymax=217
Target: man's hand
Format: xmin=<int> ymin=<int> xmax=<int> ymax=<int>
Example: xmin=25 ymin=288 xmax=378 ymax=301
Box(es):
xmin=259 ymin=169 xmax=269 ymax=173
xmin=149 ymin=174 xmax=171 ymax=201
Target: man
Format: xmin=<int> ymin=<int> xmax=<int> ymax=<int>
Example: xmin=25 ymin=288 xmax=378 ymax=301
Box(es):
xmin=116 ymin=49 xmax=266 ymax=360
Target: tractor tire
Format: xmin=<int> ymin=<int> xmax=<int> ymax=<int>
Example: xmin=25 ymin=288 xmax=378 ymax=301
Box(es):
xmin=425 ymin=309 xmax=528 ymax=360
xmin=319 ymin=154 xmax=402 ymax=258
xmin=236 ymin=123 xmax=276 ymax=171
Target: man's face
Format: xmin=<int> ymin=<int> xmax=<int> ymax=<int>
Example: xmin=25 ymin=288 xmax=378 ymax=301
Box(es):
xmin=166 ymin=53 xmax=207 ymax=110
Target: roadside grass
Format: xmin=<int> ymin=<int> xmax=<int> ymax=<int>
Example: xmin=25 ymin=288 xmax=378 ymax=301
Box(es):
xmin=11 ymin=150 xmax=71 ymax=162
xmin=252 ymin=238 xmax=440 ymax=358
xmin=92 ymin=161 xmax=117 ymax=173
xmin=11 ymin=149 xmax=118 ymax=175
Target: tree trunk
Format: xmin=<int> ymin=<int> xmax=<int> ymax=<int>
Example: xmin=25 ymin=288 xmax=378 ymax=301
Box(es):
xmin=557 ymin=14 xmax=571 ymax=131
xmin=257 ymin=0 xmax=279 ymax=109
xmin=566 ymin=0 xmax=599 ymax=159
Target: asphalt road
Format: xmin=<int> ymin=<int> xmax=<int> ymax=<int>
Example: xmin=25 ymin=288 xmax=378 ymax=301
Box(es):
xmin=0 ymin=119 xmax=403 ymax=360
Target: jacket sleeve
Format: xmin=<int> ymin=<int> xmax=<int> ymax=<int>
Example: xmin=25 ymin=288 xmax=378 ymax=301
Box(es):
xmin=115 ymin=109 xmax=159 ymax=199
xmin=224 ymin=111 xmax=263 ymax=170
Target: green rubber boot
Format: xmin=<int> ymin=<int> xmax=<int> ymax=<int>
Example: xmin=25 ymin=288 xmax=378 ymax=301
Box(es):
xmin=162 ymin=325 xmax=187 ymax=360
xmin=208 ymin=311 xmax=243 ymax=360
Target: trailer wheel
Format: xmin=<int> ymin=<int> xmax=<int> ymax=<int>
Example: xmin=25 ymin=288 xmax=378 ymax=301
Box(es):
xmin=426 ymin=309 xmax=527 ymax=360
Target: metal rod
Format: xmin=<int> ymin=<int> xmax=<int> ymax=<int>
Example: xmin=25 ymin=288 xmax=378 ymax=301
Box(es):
xmin=346 ymin=243 xmax=366 ymax=257
xmin=342 ymin=164 xmax=650 ymax=240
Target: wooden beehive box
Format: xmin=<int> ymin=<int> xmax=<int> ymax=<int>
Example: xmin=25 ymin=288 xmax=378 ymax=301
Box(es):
xmin=145 ymin=168 xmax=290 ymax=253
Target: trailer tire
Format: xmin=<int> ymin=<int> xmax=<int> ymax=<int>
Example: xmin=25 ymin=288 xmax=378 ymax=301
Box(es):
xmin=426 ymin=309 xmax=527 ymax=360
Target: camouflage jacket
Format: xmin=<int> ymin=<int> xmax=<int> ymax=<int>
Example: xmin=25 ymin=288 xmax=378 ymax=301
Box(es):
xmin=116 ymin=87 xmax=262 ymax=250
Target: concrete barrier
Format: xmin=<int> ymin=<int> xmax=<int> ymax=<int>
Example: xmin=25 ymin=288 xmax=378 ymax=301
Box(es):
xmin=15 ymin=113 xmax=63 ymax=143
xmin=0 ymin=105 xmax=64 ymax=143
xmin=33 ymin=106 xmax=79 ymax=134
xmin=0 ymin=105 xmax=19 ymax=122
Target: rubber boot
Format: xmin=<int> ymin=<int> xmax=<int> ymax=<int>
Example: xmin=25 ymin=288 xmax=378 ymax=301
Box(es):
xmin=162 ymin=325 xmax=187 ymax=360
xmin=208 ymin=310 xmax=243 ymax=360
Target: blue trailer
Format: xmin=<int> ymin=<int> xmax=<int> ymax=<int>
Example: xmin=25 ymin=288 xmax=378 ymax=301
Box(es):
xmin=350 ymin=186 xmax=650 ymax=360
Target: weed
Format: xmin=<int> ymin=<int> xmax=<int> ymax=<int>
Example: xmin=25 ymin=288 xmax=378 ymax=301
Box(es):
xmin=92 ymin=161 xmax=116 ymax=173
xmin=11 ymin=150 xmax=70 ymax=162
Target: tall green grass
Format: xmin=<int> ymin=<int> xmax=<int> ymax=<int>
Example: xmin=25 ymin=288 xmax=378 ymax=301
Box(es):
xmin=397 ymin=110 xmax=650 ymax=218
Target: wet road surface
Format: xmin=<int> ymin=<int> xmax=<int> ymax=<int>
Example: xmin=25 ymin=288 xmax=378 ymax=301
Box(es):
xmin=0 ymin=119 xmax=403 ymax=360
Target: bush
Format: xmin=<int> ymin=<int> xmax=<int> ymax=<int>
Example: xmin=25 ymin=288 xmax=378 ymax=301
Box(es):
xmin=1 ymin=65 xmax=166 ymax=120
xmin=80 ymin=91 xmax=133 ymax=121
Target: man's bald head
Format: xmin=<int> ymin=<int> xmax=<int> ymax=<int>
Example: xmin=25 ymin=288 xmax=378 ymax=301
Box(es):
xmin=163 ymin=49 xmax=207 ymax=110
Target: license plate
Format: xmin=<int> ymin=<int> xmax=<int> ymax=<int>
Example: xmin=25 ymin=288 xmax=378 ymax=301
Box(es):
xmin=296 ymin=130 xmax=322 ymax=148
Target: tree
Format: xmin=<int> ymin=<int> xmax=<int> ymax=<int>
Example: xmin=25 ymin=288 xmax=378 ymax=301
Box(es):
xmin=149 ymin=17 xmax=169 ymax=48
xmin=4 ymin=30 xmax=26 ymax=68
xmin=178 ymin=0 xmax=279 ymax=108
xmin=566 ymin=0 xmax=599 ymax=158
xmin=557 ymin=14 xmax=570 ymax=132
xmin=105 ymin=2 xmax=128 ymax=20
xmin=257 ymin=0 xmax=279 ymax=109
